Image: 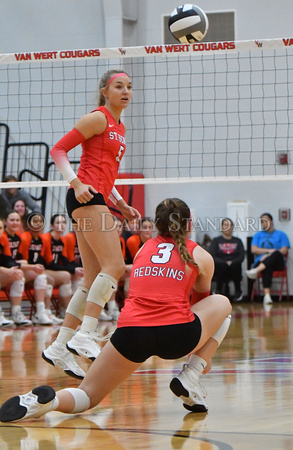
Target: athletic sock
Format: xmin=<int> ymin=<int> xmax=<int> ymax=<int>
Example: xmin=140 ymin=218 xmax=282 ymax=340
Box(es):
xmin=80 ymin=315 xmax=98 ymax=333
xmin=187 ymin=354 xmax=207 ymax=380
xmin=11 ymin=305 xmax=21 ymax=315
xmin=36 ymin=302 xmax=46 ymax=314
xmin=55 ymin=327 xmax=76 ymax=344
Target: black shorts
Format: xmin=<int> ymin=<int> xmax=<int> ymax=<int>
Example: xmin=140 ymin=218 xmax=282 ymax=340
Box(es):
xmin=66 ymin=188 xmax=106 ymax=223
xmin=110 ymin=314 xmax=202 ymax=363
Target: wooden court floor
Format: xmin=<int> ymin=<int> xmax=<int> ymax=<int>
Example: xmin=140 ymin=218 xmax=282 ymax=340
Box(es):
xmin=1 ymin=301 xmax=293 ymax=449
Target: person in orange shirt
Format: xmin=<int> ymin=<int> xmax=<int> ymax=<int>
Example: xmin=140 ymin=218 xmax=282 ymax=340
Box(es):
xmin=5 ymin=210 xmax=51 ymax=326
xmin=21 ymin=212 xmax=63 ymax=325
xmin=0 ymin=218 xmax=25 ymax=327
xmin=0 ymin=198 xmax=232 ymax=423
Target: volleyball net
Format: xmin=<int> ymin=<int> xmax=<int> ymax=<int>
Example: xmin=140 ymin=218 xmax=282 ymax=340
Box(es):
xmin=1 ymin=37 xmax=293 ymax=217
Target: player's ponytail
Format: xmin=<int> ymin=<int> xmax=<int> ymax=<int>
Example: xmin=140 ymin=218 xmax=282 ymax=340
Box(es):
xmin=155 ymin=198 xmax=198 ymax=268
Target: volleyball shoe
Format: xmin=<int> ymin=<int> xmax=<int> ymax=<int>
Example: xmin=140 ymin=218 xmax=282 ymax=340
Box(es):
xmin=0 ymin=386 xmax=58 ymax=422
xmin=42 ymin=341 xmax=85 ymax=379
xmin=169 ymin=364 xmax=208 ymax=413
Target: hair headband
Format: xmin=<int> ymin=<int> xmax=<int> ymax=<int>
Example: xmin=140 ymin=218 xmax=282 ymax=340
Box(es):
xmin=106 ymin=73 xmax=128 ymax=86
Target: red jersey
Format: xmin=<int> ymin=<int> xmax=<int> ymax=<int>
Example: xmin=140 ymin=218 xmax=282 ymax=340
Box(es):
xmin=21 ymin=231 xmax=54 ymax=266
xmin=118 ymin=236 xmax=198 ymax=327
xmin=77 ymin=106 xmax=126 ymax=199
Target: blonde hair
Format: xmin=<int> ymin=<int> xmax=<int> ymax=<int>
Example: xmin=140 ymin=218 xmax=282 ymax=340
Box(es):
xmin=98 ymin=69 xmax=130 ymax=106
xmin=155 ymin=198 xmax=197 ymax=268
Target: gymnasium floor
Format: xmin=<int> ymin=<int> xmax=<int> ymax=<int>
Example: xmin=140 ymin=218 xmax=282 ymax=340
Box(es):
xmin=0 ymin=300 xmax=293 ymax=449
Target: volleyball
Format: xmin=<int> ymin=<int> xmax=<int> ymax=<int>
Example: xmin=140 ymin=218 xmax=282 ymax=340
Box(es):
xmin=168 ymin=4 xmax=209 ymax=44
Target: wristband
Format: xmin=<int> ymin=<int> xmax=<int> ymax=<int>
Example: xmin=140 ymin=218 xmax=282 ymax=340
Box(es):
xmin=109 ymin=186 xmax=123 ymax=205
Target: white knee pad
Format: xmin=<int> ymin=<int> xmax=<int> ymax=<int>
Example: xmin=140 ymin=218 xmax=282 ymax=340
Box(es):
xmin=66 ymin=286 xmax=89 ymax=320
xmin=59 ymin=282 xmax=72 ymax=297
xmin=45 ymin=284 xmax=53 ymax=297
xmin=10 ymin=278 xmax=25 ymax=297
xmin=63 ymin=388 xmax=91 ymax=413
xmin=87 ymin=273 xmax=117 ymax=308
xmin=212 ymin=315 xmax=232 ymax=346
xmin=34 ymin=274 xmax=47 ymax=290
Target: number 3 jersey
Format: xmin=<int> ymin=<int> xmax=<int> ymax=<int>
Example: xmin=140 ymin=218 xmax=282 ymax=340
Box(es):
xmin=77 ymin=105 xmax=126 ymax=199
xmin=118 ymin=235 xmax=199 ymax=327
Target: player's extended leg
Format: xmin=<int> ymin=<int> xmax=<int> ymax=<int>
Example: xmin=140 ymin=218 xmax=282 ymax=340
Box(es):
xmin=64 ymin=341 xmax=140 ymax=409
xmin=0 ymin=341 xmax=140 ymax=423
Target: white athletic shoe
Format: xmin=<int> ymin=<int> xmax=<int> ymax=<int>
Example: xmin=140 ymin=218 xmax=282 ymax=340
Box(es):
xmin=0 ymin=385 xmax=57 ymax=422
xmin=32 ymin=311 xmax=53 ymax=326
xmin=11 ymin=312 xmax=32 ymax=327
xmin=245 ymin=268 xmax=259 ymax=280
xmin=169 ymin=364 xmax=208 ymax=413
xmin=66 ymin=330 xmax=103 ymax=361
xmin=0 ymin=310 xmax=14 ymax=328
xmin=45 ymin=309 xmax=63 ymax=325
xmin=263 ymin=293 xmax=273 ymax=304
xmin=99 ymin=309 xmax=113 ymax=321
xmin=42 ymin=341 xmax=85 ymax=379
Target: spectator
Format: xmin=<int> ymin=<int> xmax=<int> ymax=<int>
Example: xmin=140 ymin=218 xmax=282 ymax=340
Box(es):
xmin=0 ymin=217 xmax=30 ymax=326
xmin=21 ymin=212 xmax=63 ymax=325
xmin=2 ymin=175 xmax=41 ymax=213
xmin=209 ymin=218 xmax=245 ymax=301
xmin=246 ymin=213 xmax=290 ymax=304
xmin=4 ymin=210 xmax=52 ymax=325
xmin=12 ymin=199 xmax=29 ymax=233
xmin=42 ymin=214 xmax=83 ymax=318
